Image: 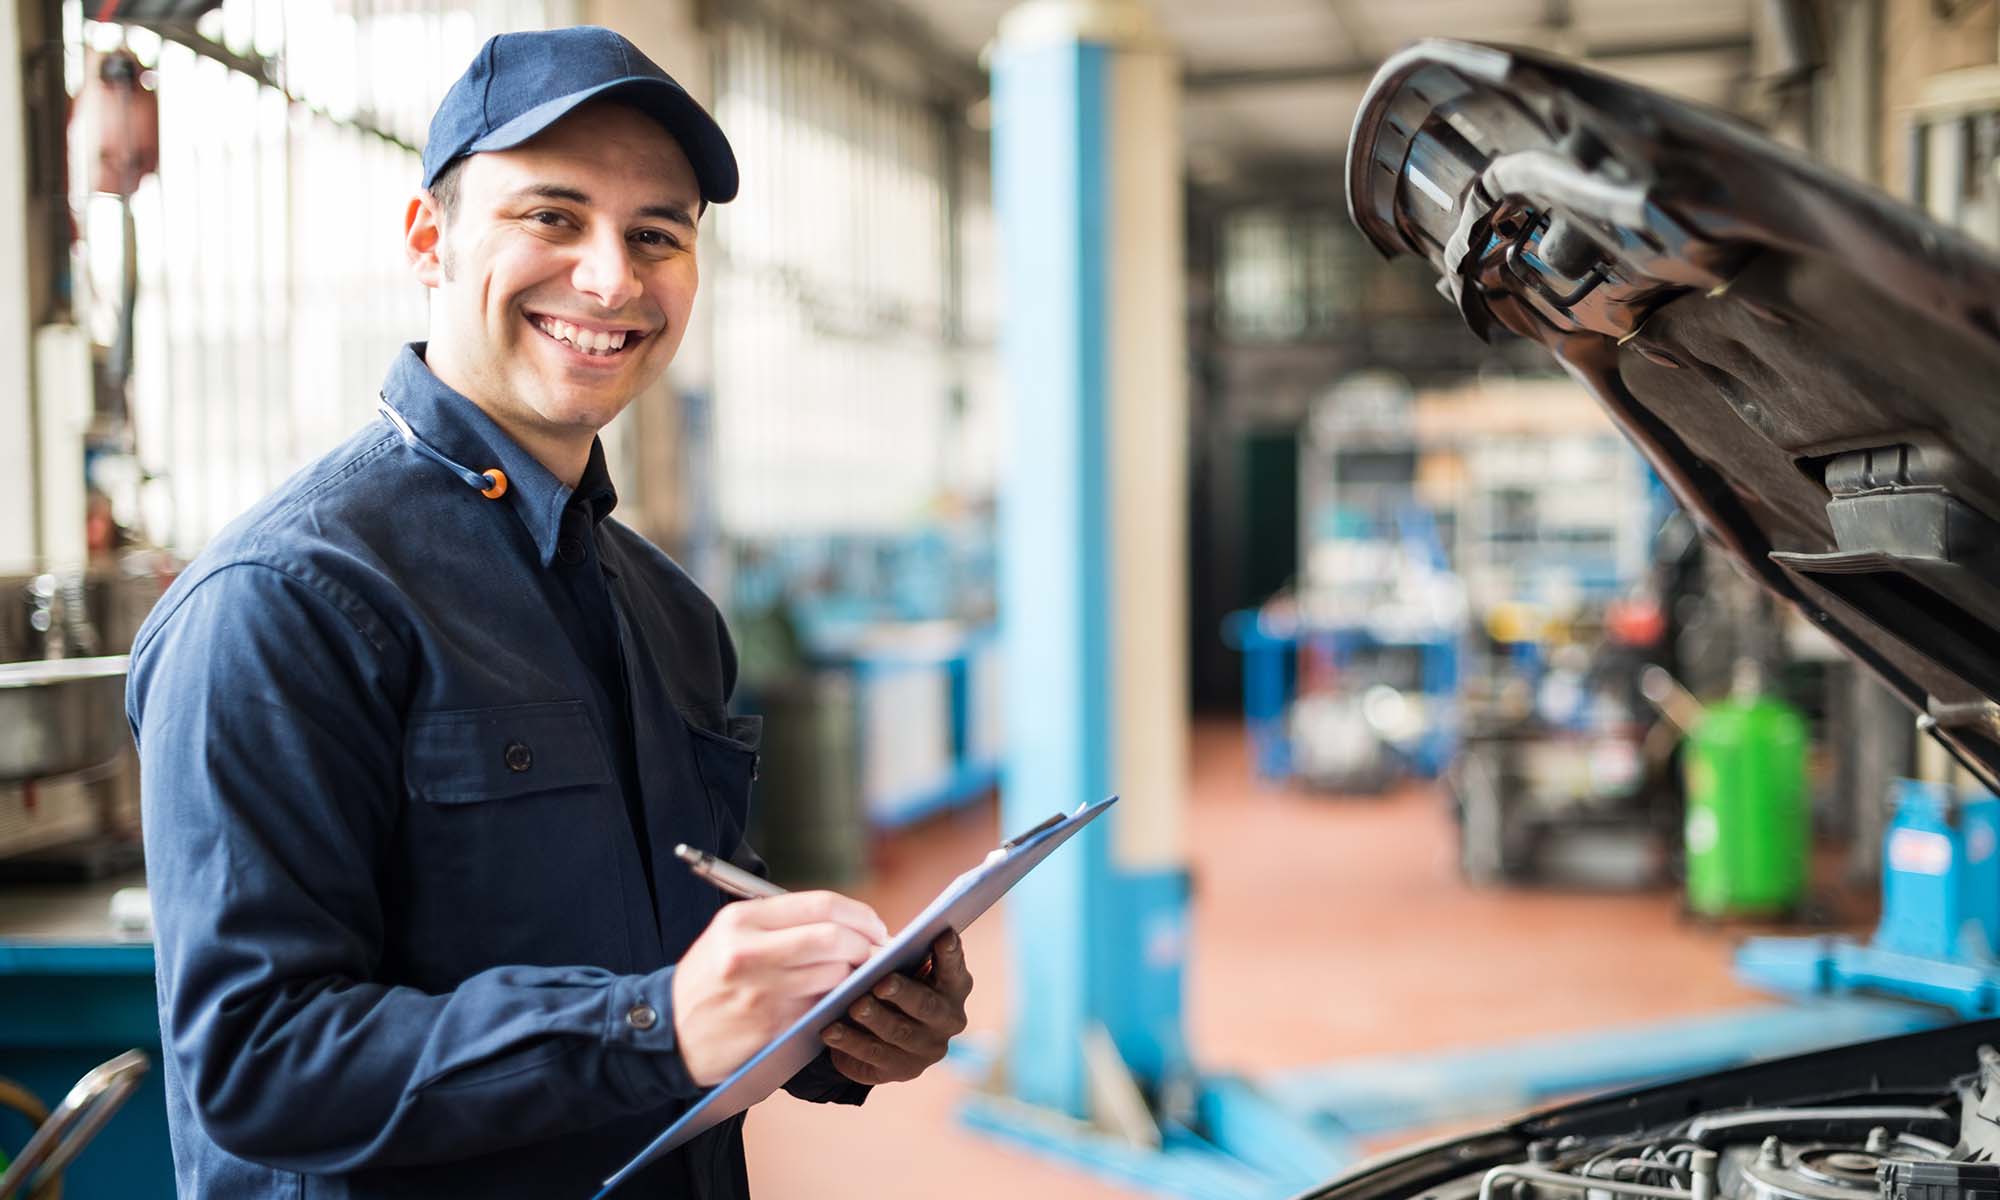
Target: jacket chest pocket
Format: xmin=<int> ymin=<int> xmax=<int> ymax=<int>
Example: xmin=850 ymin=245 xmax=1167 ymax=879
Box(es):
xmin=397 ymin=700 xmax=628 ymax=979
xmin=683 ymin=714 xmax=760 ymax=857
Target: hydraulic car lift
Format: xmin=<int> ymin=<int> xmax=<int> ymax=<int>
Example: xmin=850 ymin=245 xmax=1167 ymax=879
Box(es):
xmin=1739 ymin=779 xmax=2000 ymax=1017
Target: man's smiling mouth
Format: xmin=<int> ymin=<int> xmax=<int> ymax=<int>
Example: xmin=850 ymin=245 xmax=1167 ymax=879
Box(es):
xmin=527 ymin=313 xmax=649 ymax=358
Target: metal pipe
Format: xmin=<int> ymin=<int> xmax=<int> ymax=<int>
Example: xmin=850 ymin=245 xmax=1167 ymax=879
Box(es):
xmin=1642 ymin=665 xmax=1706 ymax=732
xmin=1586 ymin=1159 xmax=1692 ymax=1186
xmin=0 ymin=1049 xmax=149 ymax=1199
xmin=1690 ymin=1150 xmax=1718 ymax=1200
xmin=143 ymin=23 xmax=415 ymax=152
xmin=1479 ymin=1162 xmax=1693 ymax=1200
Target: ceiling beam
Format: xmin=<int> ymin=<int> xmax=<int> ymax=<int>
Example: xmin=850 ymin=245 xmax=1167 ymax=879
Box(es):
xmin=1184 ymin=30 xmax=1752 ymax=91
xmin=727 ymin=0 xmax=987 ymax=104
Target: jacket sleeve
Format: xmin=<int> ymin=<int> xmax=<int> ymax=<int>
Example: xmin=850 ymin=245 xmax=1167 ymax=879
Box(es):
xmin=131 ymin=562 xmax=705 ymax=1173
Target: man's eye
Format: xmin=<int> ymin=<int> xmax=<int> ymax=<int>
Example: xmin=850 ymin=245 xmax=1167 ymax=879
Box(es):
xmin=530 ymin=211 xmax=570 ymax=227
xmin=632 ymin=229 xmax=679 ymax=250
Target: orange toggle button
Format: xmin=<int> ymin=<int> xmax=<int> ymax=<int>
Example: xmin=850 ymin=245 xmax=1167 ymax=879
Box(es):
xmin=480 ymin=469 xmax=509 ymax=499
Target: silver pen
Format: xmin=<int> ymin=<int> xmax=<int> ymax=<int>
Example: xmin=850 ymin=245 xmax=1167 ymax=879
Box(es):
xmin=673 ymin=844 xmax=788 ymax=900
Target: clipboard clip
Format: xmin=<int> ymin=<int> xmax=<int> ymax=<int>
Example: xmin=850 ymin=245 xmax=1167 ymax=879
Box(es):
xmin=1000 ymin=811 xmax=1069 ymax=851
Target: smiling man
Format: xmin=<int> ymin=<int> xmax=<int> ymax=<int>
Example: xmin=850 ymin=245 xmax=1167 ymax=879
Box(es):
xmin=127 ymin=26 xmax=971 ymax=1199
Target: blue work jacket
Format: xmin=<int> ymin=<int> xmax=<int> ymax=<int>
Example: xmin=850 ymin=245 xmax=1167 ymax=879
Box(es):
xmin=127 ymin=344 xmax=865 ymax=1198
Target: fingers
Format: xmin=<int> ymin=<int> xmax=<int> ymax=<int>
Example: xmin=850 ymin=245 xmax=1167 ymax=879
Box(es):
xmin=928 ymin=929 xmax=974 ymax=1003
xmin=869 ymin=974 xmax=965 ymax=1036
xmin=780 ymin=959 xmax=858 ymax=998
xmin=822 ymin=1025 xmax=928 ymax=1085
xmin=731 ymin=890 xmax=890 ymax=945
xmin=813 ymin=930 xmax=973 ymax=1088
xmin=846 ymin=991 xmax=929 ymax=1049
xmin=754 ymin=921 xmax=882 ymax=971
xmin=826 ymin=1047 xmax=890 ymax=1086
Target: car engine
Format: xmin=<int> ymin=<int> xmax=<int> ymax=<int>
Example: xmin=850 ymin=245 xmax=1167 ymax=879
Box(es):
xmin=1400 ymin=1047 xmax=2000 ymax=1200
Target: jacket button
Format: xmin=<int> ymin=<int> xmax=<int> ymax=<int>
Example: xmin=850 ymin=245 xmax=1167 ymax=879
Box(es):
xmin=557 ymin=536 xmax=586 ymax=565
xmin=626 ymin=1003 xmax=659 ymax=1031
xmin=503 ymin=741 xmax=533 ymax=773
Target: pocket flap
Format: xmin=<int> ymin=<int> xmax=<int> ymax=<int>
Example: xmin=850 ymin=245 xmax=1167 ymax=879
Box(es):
xmin=404 ymin=701 xmax=611 ymax=805
xmin=683 ymin=714 xmax=762 ymax=753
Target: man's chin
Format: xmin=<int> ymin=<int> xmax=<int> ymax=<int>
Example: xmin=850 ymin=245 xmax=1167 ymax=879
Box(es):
xmin=534 ymin=398 xmax=634 ymax=435
xmin=525 ymin=376 xmax=649 ymax=430
xmin=553 ymin=356 xmax=666 ymax=413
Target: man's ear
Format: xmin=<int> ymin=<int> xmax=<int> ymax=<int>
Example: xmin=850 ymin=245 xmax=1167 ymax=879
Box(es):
xmin=405 ymin=190 xmax=446 ymax=288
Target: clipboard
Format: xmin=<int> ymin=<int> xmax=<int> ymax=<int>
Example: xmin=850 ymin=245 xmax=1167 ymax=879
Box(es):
xmin=596 ymin=795 xmax=1118 ymax=1195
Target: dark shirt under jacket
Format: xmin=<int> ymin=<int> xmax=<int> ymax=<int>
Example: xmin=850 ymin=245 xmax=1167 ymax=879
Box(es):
xmin=128 ymin=343 xmax=864 ymax=1199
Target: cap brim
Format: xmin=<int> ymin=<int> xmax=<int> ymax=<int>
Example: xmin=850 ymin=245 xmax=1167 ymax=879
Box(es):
xmin=463 ymin=76 xmax=738 ymax=204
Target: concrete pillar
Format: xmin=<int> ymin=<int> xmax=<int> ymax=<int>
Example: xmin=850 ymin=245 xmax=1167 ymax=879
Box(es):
xmin=0 ymin=0 xmax=39 ymax=572
xmin=992 ymin=0 xmax=1190 ymax=1117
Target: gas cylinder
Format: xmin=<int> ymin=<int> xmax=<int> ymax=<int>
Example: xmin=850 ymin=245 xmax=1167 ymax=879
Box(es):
xmin=1683 ymin=661 xmax=1809 ymax=917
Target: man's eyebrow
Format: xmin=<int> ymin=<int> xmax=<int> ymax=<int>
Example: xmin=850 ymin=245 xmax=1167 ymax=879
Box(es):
xmin=507 ymin=183 xmax=592 ymax=206
xmin=638 ymin=202 xmax=697 ymax=230
xmin=505 ymin=184 xmax=696 ymax=230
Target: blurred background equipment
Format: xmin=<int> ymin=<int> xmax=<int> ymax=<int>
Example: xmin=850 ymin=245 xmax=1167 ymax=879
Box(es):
xmin=1445 ymin=503 xmax=1689 ymax=889
xmin=0 ymin=561 xmax=168 ymax=878
xmin=1225 ymin=370 xmax=1464 ymax=796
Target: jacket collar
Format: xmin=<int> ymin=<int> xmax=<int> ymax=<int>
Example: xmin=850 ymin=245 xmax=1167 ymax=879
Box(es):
xmin=379 ymin=343 xmax=619 ymax=567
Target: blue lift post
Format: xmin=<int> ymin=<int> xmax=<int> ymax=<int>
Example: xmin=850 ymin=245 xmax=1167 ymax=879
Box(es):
xmin=988 ymin=0 xmax=1193 ymax=1123
xmin=980 ymin=3 xmax=1447 ymax=1195
xmin=984 ymin=0 xmax=1329 ymax=1193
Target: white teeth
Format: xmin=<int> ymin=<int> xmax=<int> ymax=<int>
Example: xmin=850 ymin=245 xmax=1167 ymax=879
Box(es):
xmin=534 ymin=316 xmax=632 ymax=356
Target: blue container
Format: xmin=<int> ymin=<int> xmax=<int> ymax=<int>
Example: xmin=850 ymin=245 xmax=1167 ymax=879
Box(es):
xmin=1875 ymin=780 xmax=2000 ymax=963
xmin=0 ymin=942 xmax=172 ymax=1199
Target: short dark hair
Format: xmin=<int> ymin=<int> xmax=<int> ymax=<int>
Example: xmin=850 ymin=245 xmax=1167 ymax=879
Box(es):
xmin=428 ymin=156 xmax=465 ymax=223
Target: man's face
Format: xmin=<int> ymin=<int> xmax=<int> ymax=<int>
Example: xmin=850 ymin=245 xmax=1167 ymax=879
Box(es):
xmin=407 ymin=101 xmax=701 ymax=445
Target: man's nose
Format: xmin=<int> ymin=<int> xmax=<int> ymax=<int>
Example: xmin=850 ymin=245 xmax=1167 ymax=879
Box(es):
xmin=571 ymin=228 xmax=641 ymax=311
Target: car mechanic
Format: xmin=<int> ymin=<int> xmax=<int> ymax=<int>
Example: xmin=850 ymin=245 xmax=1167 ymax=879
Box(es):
xmin=126 ymin=25 xmax=972 ymax=1198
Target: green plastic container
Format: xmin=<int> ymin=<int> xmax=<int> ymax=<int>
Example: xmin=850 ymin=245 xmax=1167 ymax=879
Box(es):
xmin=1683 ymin=681 xmax=1809 ymax=917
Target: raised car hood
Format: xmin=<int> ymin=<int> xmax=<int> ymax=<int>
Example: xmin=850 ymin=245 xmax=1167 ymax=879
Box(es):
xmin=1346 ymin=41 xmax=2000 ymax=790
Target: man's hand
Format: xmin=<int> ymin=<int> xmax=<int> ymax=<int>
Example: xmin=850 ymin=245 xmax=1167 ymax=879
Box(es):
xmin=819 ymin=929 xmax=972 ymax=1086
xmin=673 ymin=891 xmax=890 ymax=1087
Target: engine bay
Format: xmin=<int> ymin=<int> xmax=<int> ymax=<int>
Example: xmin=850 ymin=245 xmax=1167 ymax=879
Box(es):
xmin=1395 ymin=1047 xmax=2000 ymax=1200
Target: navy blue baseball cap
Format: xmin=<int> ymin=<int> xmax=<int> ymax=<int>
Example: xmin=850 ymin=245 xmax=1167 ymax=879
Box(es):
xmin=423 ymin=25 xmax=738 ymax=204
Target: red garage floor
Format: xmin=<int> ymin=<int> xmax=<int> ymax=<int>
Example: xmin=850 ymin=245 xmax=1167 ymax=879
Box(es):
xmin=743 ymin=721 xmax=1818 ymax=1199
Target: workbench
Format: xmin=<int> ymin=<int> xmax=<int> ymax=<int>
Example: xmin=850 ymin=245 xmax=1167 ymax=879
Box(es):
xmin=0 ymin=871 xmax=171 ymax=1198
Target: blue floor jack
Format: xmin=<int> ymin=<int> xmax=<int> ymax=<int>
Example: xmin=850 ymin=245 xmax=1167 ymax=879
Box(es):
xmin=1739 ymin=779 xmax=2000 ymax=1015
